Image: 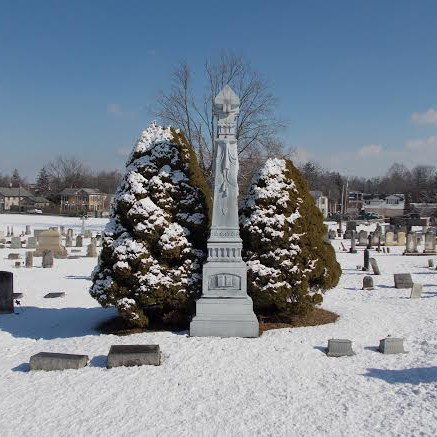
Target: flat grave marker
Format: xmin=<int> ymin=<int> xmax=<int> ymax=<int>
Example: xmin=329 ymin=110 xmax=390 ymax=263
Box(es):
xmin=394 ymin=273 xmax=413 ymax=289
xmin=30 ymin=352 xmax=89 ymax=371
xmin=107 ymin=345 xmax=161 ymax=368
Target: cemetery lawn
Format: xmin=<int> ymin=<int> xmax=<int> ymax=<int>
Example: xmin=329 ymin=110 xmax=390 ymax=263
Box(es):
xmin=0 ymin=214 xmax=437 ymax=436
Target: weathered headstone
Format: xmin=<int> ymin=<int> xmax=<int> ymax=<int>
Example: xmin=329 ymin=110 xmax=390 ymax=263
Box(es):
xmin=30 ymin=352 xmax=88 ymax=371
xmin=67 ymin=228 xmax=74 ymax=239
xmin=406 ymin=232 xmax=418 ymax=254
xmin=86 ymin=238 xmax=97 ymax=257
xmin=326 ymin=339 xmax=355 ymax=357
xmin=379 ymin=338 xmax=406 ymax=354
xmin=428 ymin=259 xmax=434 ymax=268
xmin=372 ymin=231 xmax=380 ymax=246
xmin=65 ymin=235 xmax=73 ymax=248
xmin=60 ymin=226 xmax=65 ymax=236
xmin=358 ymin=230 xmax=368 ymax=246
xmin=7 ymin=253 xmax=20 ymax=260
xmin=370 ymin=258 xmax=381 ymax=275
xmin=386 ymin=247 xmax=390 ymax=253
xmin=362 ymin=276 xmax=374 ymax=290
xmin=423 ymin=230 xmax=436 ymax=254
xmin=367 ymin=234 xmax=373 ymax=249
xmin=0 ymin=271 xmax=14 ymax=313
xmin=394 ymin=273 xmax=413 ymax=289
xmin=76 ymin=235 xmax=83 ymax=248
xmin=42 ymin=250 xmax=54 ymax=268
xmin=26 ymin=236 xmax=37 ymax=249
xmin=397 ymin=231 xmax=406 ymax=246
xmin=410 ymin=283 xmax=423 ymax=299
xmin=25 ymin=251 xmax=33 ymax=268
xmin=349 ymin=231 xmax=357 ymax=254
xmin=385 ymin=231 xmax=395 ymax=246
xmin=106 ymin=345 xmax=161 ymax=368
xmin=33 ymin=229 xmax=45 ymax=241
xmin=10 ymin=236 xmax=21 ymax=249
xmin=14 ymin=261 xmax=21 ymax=268
xmin=6 ymin=226 xmax=10 ymax=237
xmin=328 ymin=229 xmax=336 ymax=240
xmin=362 ymin=249 xmax=370 ymax=271
xmin=34 ymin=230 xmax=67 ymax=258
xmin=190 ymin=85 xmax=258 ymax=338
xmin=383 ymin=247 xmax=386 ymax=253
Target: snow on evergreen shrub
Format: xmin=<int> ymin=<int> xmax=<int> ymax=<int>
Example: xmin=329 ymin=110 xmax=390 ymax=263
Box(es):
xmin=240 ymin=158 xmax=341 ymax=315
xmin=90 ymin=123 xmax=211 ymax=327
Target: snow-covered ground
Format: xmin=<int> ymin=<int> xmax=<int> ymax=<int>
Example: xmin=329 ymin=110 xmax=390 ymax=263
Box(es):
xmin=1 ymin=215 xmax=436 ymax=436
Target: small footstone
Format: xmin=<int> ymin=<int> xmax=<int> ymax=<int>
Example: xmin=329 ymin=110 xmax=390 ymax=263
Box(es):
xmin=44 ymin=292 xmax=65 ymax=298
xmin=410 ymin=283 xmax=423 ymax=299
xmin=107 ymin=345 xmax=161 ymax=368
xmin=428 ymin=259 xmax=434 ymax=268
xmin=370 ymin=258 xmax=381 ymax=275
xmin=378 ymin=338 xmax=406 ymax=354
xmin=13 ymin=293 xmax=23 ymax=299
xmin=362 ymin=276 xmax=374 ymax=290
xmin=326 ymin=339 xmax=355 ymax=357
xmin=29 ymin=352 xmax=88 ymax=371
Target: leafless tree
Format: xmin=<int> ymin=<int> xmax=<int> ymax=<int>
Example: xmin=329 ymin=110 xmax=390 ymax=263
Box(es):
xmin=153 ymin=51 xmax=285 ymax=186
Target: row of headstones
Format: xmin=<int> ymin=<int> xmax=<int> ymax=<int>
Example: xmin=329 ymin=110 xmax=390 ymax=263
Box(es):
xmin=326 ymin=337 xmax=406 ymax=357
xmin=362 ymin=274 xmax=423 ymax=298
xmin=29 ymin=345 xmax=161 ymax=371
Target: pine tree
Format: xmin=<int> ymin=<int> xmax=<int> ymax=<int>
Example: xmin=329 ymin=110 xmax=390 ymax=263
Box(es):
xmin=11 ymin=169 xmax=21 ymax=188
xmin=35 ymin=167 xmax=51 ymax=196
xmin=240 ymin=158 xmax=341 ymax=315
xmin=90 ymin=123 xmax=211 ymax=328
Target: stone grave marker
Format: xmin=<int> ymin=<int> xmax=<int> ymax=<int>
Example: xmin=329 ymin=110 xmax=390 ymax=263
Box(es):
xmin=65 ymin=235 xmax=73 ymax=248
xmin=386 ymin=247 xmax=390 ymax=253
xmin=35 ymin=230 xmax=67 ymax=258
xmin=13 ymin=292 xmax=23 ymax=299
xmin=383 ymin=247 xmax=386 ymax=253
xmin=25 ymin=251 xmax=33 ymax=268
xmin=14 ymin=261 xmax=21 ymax=268
xmin=0 ymin=271 xmax=14 ymax=313
xmin=33 ymin=229 xmax=45 ymax=241
xmin=346 ymin=221 xmax=357 ymax=232
xmin=385 ymin=231 xmax=395 ymax=246
xmin=362 ymin=249 xmax=369 ymax=271
xmin=44 ymin=292 xmax=65 ymax=298
xmin=406 ymin=232 xmax=418 ymax=254
xmin=42 ymin=250 xmax=54 ymax=268
xmin=107 ymin=345 xmax=161 ymax=368
xmin=358 ymin=230 xmax=368 ymax=246
xmin=428 ymin=259 xmax=434 ymax=268
xmin=25 ymin=225 xmax=31 ymax=235
xmin=326 ymin=339 xmax=355 ymax=357
xmin=370 ymin=258 xmax=381 ymax=275
xmin=372 ymin=231 xmax=380 ymax=246
xmin=379 ymin=338 xmax=406 ymax=354
xmin=423 ymin=230 xmax=436 ymax=254
xmin=30 ymin=352 xmax=88 ymax=371
xmin=397 ymin=231 xmax=406 ymax=246
xmin=362 ymin=276 xmax=374 ymax=290
xmin=410 ymin=283 xmax=423 ymax=299
xmin=0 ymin=230 xmax=5 ymax=240
xmin=86 ymin=239 xmax=97 ymax=257
xmin=394 ymin=273 xmax=413 ymax=289
xmin=7 ymin=253 xmax=20 ymax=260
xmin=328 ymin=229 xmax=336 ymax=239
xmin=10 ymin=236 xmax=21 ymax=249
xmin=76 ymin=235 xmax=83 ymax=248
xmin=67 ymin=228 xmax=74 ymax=239
xmin=26 ymin=236 xmax=37 ymax=249
xmin=60 ymin=226 xmax=65 ymax=236
xmin=349 ymin=231 xmax=357 ymax=253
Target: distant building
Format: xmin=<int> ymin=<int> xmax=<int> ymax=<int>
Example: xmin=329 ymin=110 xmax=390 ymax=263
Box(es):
xmin=310 ymin=190 xmax=329 ymax=218
xmin=59 ymin=188 xmax=106 ymax=213
xmin=409 ymin=203 xmax=437 ymax=220
xmin=0 ymin=187 xmax=34 ymax=212
xmin=363 ymin=194 xmax=405 ymax=218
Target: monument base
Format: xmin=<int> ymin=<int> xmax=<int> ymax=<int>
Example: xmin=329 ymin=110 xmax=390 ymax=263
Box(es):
xmin=190 ymin=296 xmax=259 ymax=338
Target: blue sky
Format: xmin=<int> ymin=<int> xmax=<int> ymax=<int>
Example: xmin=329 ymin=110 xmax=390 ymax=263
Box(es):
xmin=1 ymin=0 xmax=437 ymax=180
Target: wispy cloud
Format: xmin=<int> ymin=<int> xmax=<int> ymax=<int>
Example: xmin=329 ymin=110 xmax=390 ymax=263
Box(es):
xmin=405 ymin=135 xmax=437 ymax=152
xmin=356 ymin=144 xmax=383 ymax=158
xmin=411 ymin=108 xmax=437 ymax=125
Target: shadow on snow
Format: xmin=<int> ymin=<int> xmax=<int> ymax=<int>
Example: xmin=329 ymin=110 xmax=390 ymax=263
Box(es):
xmin=0 ymin=306 xmax=117 ymax=340
xmin=363 ymin=367 xmax=437 ymax=384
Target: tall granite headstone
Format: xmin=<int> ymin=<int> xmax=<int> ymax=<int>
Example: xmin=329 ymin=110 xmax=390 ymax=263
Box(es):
xmin=190 ymin=85 xmax=259 ymax=338
xmin=0 ymin=271 xmax=14 ymax=313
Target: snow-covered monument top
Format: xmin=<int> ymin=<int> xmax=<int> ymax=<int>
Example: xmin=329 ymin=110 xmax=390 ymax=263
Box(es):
xmin=190 ymin=85 xmax=259 ymax=337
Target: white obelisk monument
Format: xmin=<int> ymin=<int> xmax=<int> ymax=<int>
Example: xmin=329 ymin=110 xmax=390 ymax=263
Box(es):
xmin=190 ymin=85 xmax=259 ymax=337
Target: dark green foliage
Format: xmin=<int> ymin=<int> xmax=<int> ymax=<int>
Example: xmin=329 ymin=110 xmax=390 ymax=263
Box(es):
xmin=240 ymin=158 xmax=341 ymax=315
xmin=90 ymin=123 xmax=211 ymax=328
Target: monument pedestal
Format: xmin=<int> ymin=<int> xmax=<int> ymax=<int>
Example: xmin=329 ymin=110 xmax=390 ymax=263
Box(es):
xmin=190 ymin=296 xmax=259 ymax=337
